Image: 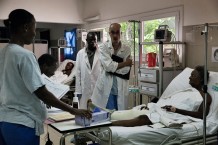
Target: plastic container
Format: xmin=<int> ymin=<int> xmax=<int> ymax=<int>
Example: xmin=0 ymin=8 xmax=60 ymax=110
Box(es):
xmin=146 ymin=52 xmax=157 ymax=67
xmin=73 ymin=96 xmax=79 ymax=109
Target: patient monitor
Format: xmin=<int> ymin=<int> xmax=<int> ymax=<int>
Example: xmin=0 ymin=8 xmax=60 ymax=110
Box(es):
xmin=163 ymin=48 xmax=179 ymax=67
xmin=154 ymin=25 xmax=172 ymax=42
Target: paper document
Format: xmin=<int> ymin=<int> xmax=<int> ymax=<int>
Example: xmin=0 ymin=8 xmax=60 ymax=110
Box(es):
xmin=48 ymin=112 xmax=75 ymax=122
xmin=42 ymin=74 xmax=70 ymax=99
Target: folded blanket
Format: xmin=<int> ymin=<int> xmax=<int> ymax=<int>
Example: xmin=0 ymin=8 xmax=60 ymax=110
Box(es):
xmin=160 ymin=115 xmax=183 ymax=128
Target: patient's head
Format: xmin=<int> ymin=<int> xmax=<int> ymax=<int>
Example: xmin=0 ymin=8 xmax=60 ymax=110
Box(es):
xmin=189 ymin=65 xmax=209 ymax=89
xmin=62 ymin=62 xmax=74 ymax=76
xmin=38 ymin=54 xmax=58 ymax=77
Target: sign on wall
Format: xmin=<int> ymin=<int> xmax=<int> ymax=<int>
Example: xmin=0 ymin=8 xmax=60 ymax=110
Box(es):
xmin=212 ymin=47 xmax=218 ymax=62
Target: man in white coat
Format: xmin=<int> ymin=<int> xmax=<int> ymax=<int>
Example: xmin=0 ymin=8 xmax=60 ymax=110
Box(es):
xmin=91 ymin=23 xmax=132 ymax=110
xmin=75 ymin=32 xmax=101 ymax=109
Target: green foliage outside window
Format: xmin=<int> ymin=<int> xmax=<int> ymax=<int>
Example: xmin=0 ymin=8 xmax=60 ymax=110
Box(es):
xmin=119 ymin=17 xmax=175 ymax=56
xmin=98 ymin=17 xmax=175 ymax=58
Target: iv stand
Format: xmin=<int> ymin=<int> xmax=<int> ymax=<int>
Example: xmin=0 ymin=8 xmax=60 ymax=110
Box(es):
xmin=201 ymin=23 xmax=208 ymax=145
xmin=128 ymin=20 xmax=141 ymax=86
xmin=200 ymin=23 xmax=218 ymax=144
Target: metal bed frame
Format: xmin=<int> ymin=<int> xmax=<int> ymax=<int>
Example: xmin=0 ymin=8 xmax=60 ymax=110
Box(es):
xmin=164 ymin=133 xmax=217 ymax=145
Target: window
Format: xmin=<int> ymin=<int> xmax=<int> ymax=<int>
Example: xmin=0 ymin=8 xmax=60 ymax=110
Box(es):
xmin=142 ymin=16 xmax=176 ymax=53
xmin=86 ymin=6 xmax=182 ymax=63
xmin=120 ymin=22 xmax=139 ymax=60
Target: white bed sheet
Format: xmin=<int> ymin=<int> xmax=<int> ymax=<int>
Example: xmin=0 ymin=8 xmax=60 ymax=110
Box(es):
xmin=99 ymin=118 xmax=206 ymax=145
xmin=99 ymin=67 xmax=218 ymax=145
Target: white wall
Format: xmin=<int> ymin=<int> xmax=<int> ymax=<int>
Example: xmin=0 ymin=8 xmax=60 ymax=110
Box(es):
xmin=182 ymin=0 xmax=218 ymax=26
xmin=1 ymin=0 xmax=217 ymax=26
xmin=83 ymin=0 xmax=218 ymax=26
xmin=83 ymin=0 xmax=182 ymax=21
xmin=0 ymin=0 xmax=84 ymax=24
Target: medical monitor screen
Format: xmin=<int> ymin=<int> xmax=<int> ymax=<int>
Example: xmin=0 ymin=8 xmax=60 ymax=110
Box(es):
xmin=155 ymin=30 xmax=165 ymax=39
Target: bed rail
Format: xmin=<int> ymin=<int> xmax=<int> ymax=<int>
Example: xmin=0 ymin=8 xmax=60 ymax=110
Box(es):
xmin=164 ymin=134 xmax=217 ymax=145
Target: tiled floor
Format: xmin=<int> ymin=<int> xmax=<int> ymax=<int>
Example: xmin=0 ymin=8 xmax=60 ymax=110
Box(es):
xmin=40 ymin=124 xmax=74 ymax=145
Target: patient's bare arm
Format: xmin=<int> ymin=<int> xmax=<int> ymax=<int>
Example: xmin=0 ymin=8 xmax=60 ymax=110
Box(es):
xmin=176 ymin=96 xmax=211 ymax=119
xmin=163 ymin=93 xmax=212 ymax=119
xmin=112 ymin=115 xmax=152 ymax=127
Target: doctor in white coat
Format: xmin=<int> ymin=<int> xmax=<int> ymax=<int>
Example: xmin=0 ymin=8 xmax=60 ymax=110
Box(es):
xmin=91 ymin=23 xmax=132 ymax=110
xmin=75 ymin=32 xmax=101 ymax=109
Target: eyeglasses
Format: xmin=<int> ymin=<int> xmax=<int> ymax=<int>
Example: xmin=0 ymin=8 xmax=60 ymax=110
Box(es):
xmin=110 ymin=30 xmax=120 ymax=35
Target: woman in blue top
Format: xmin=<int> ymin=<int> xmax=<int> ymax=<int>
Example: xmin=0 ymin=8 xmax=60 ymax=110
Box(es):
xmin=0 ymin=9 xmax=91 ymax=145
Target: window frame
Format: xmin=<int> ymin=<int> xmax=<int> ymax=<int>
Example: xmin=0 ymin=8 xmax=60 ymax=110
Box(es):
xmin=84 ymin=6 xmax=183 ymax=62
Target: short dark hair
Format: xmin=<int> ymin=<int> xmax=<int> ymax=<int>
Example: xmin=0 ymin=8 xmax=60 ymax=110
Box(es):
xmin=195 ymin=65 xmax=209 ymax=85
xmin=38 ymin=54 xmax=57 ymax=66
xmin=3 ymin=9 xmax=34 ymax=34
xmin=87 ymin=32 xmax=97 ymax=38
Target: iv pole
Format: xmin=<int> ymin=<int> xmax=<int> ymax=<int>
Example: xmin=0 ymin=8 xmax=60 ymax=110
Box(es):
xmin=128 ymin=20 xmax=141 ymax=86
xmin=201 ymin=23 xmax=218 ymax=145
xmin=201 ymin=23 xmax=208 ymax=145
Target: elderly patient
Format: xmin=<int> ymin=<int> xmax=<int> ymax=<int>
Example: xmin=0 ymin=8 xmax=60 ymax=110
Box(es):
xmin=49 ymin=61 xmax=75 ymax=84
xmin=111 ymin=65 xmax=212 ymax=127
xmin=62 ymin=62 xmax=74 ymax=76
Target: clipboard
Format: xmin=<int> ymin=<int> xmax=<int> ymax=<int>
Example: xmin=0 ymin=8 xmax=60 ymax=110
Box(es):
xmin=109 ymin=55 xmax=131 ymax=80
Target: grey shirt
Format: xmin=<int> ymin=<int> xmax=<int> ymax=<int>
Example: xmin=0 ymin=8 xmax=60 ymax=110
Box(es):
xmin=86 ymin=48 xmax=96 ymax=69
xmin=0 ymin=44 xmax=46 ymax=135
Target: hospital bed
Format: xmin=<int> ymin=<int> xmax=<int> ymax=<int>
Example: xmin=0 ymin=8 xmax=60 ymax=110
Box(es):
xmin=50 ymin=59 xmax=76 ymax=86
xmin=49 ymin=59 xmax=76 ymax=104
xmin=97 ymin=67 xmax=218 ymax=145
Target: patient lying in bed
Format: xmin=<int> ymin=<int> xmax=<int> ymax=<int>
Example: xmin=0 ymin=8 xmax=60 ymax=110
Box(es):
xmin=50 ymin=61 xmax=75 ymax=84
xmin=111 ymin=65 xmax=212 ymax=127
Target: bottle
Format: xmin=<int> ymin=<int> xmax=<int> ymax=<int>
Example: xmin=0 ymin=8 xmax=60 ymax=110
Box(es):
xmin=73 ymin=95 xmax=79 ymax=109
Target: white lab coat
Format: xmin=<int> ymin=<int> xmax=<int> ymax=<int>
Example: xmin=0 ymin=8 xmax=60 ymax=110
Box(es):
xmin=75 ymin=48 xmax=101 ymax=109
xmin=91 ymin=41 xmax=131 ymax=110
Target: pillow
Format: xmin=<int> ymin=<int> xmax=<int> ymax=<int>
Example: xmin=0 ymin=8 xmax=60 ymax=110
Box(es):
xmin=161 ymin=67 xmax=192 ymax=99
xmin=161 ymin=67 xmax=218 ymax=127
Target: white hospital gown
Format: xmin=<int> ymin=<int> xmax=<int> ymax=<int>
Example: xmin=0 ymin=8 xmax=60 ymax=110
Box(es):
xmin=148 ymin=88 xmax=203 ymax=124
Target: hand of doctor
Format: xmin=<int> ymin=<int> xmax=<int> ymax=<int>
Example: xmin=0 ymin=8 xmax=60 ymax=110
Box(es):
xmin=161 ymin=105 xmax=176 ymax=113
xmin=72 ymin=109 xmax=92 ymax=119
xmin=125 ymin=56 xmax=132 ymax=66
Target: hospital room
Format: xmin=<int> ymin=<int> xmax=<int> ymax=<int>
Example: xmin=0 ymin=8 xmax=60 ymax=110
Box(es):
xmin=0 ymin=0 xmax=218 ymax=145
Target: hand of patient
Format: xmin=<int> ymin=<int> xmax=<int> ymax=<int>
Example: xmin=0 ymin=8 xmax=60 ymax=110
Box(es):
xmin=162 ymin=105 xmax=176 ymax=113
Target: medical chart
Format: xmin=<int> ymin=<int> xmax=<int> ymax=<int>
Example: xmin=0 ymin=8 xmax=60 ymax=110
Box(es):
xmin=42 ymin=74 xmax=70 ymax=99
